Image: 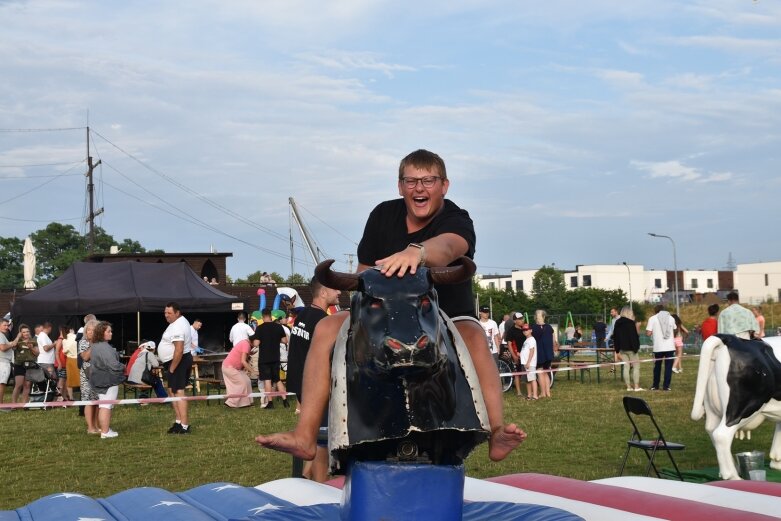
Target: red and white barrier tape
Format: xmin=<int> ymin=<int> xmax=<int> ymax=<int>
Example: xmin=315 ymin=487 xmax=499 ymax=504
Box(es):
xmin=498 ymin=353 xmax=700 ymax=378
xmin=0 ymin=391 xmax=294 ymax=410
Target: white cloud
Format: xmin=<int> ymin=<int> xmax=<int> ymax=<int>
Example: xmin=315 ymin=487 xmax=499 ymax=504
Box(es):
xmin=631 ymin=160 xmax=735 ymax=184
xmin=671 ymin=35 xmax=781 ymax=54
xmin=296 ymin=50 xmax=416 ymax=78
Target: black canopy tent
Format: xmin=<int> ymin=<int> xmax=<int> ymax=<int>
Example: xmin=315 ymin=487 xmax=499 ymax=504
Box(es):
xmin=12 ymin=261 xmax=240 ymax=351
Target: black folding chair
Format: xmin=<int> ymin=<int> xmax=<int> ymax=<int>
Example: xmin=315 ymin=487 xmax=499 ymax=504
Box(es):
xmin=619 ymin=396 xmax=686 ymax=480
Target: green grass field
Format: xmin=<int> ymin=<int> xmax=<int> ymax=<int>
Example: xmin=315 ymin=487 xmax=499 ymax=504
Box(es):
xmin=1 ymin=355 xmax=775 ymax=509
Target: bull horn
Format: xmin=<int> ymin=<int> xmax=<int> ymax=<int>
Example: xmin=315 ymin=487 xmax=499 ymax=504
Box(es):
xmin=315 ymin=259 xmax=360 ymax=291
xmin=429 ymin=256 xmax=476 ymax=285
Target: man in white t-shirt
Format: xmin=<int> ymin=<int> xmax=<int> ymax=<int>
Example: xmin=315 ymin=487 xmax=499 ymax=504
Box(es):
xmin=229 ymin=313 xmax=255 ymax=347
xmin=478 ymin=306 xmax=501 ymax=363
xmin=159 ymin=302 xmax=193 ymax=434
xmin=645 ymin=304 xmax=676 ymax=391
xmin=190 ymin=318 xmax=203 ymax=354
xmin=36 ymin=322 xmax=56 ymax=378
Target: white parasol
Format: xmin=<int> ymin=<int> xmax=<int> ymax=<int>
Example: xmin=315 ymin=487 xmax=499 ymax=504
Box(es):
xmin=23 ymin=236 xmax=36 ymax=290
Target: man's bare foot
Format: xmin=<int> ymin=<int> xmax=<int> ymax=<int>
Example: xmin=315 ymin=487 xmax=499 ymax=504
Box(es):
xmin=488 ymin=423 xmax=526 ymax=461
xmin=255 ymin=431 xmax=316 ymax=460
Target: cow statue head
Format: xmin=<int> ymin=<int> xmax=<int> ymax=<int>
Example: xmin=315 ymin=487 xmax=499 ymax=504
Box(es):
xmin=316 ymin=257 xmax=489 ymax=471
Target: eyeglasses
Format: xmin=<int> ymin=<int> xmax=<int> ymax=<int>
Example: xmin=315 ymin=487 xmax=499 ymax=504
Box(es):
xmin=400 ymin=175 xmax=443 ymax=189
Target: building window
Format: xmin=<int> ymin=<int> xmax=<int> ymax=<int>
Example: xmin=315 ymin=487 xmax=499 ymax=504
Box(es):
xmin=570 ymin=276 xmax=578 ymax=288
xmin=707 ymin=279 xmax=713 ymax=289
xmin=766 ymin=274 xmax=769 ymax=286
xmin=489 ymin=282 xmax=495 ymax=290
xmin=654 ymin=278 xmax=662 ymax=289
xmin=583 ymin=275 xmax=592 ymax=287
xmin=505 ymin=281 xmax=512 ymax=291
xmin=691 ymin=279 xmax=698 ymax=289
xmin=515 ymin=280 xmax=524 ymax=291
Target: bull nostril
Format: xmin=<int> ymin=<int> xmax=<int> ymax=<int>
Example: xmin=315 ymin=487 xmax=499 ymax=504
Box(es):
xmin=416 ymin=336 xmax=429 ymax=349
xmin=387 ymin=338 xmax=403 ymax=351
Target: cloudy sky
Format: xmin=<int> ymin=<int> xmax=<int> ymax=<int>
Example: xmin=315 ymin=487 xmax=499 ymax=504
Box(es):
xmin=1 ymin=0 xmax=780 ymax=280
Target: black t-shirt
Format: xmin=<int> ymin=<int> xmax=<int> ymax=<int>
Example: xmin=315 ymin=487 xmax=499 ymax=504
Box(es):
xmin=250 ymin=322 xmax=287 ymax=364
xmin=504 ymin=326 xmax=526 ymax=355
xmin=286 ymin=305 xmax=328 ymax=397
xmin=593 ymin=321 xmax=607 ymax=340
xmin=357 ymin=198 xmax=476 ymax=318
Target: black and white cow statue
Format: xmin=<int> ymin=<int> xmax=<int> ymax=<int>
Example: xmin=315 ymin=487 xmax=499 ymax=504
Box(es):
xmin=315 ymin=257 xmax=490 ymax=474
xmin=691 ymin=334 xmax=781 ymax=479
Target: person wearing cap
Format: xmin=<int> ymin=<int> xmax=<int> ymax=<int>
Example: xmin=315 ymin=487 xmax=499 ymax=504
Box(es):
xmin=286 ymin=276 xmax=342 ymax=482
xmin=250 ymin=308 xmax=289 ymax=409
xmin=126 ymin=340 xmax=167 ymax=398
xmin=478 ymin=306 xmax=501 ymax=364
xmin=504 ymin=313 xmax=529 ymax=397
xmin=256 ymin=149 xmax=525 ymax=463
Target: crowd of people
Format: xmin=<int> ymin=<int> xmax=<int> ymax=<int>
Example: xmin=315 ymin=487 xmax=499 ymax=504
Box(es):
xmin=478 ymin=289 xmax=768 ymax=398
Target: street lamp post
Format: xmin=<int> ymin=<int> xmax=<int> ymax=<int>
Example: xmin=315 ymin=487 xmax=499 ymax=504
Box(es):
xmin=648 ymin=233 xmax=679 ymax=316
xmin=622 ymin=262 xmax=632 ymax=312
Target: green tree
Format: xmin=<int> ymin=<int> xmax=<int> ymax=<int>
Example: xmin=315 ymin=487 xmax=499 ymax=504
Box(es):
xmin=23 ymin=222 xmax=154 ymax=284
xmin=30 ymin=223 xmax=85 ymax=282
xmin=235 ymin=271 xmax=263 ymax=284
xmin=531 ymin=265 xmax=567 ymax=311
xmin=92 ymin=227 xmax=150 ymax=254
xmin=286 ymin=273 xmax=307 ymax=285
xmin=0 ymin=236 xmax=24 ymax=288
xmin=563 ymin=287 xmax=627 ymax=317
xmin=473 ymin=283 xmax=532 ymax=320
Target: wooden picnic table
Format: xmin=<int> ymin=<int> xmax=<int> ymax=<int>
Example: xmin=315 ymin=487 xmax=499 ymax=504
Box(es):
xmin=557 ymin=343 xmax=616 ymax=383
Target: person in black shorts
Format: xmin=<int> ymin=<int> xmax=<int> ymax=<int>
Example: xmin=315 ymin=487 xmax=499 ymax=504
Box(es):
xmin=159 ymin=302 xmax=193 ymax=434
xmin=250 ymin=308 xmax=289 ymax=409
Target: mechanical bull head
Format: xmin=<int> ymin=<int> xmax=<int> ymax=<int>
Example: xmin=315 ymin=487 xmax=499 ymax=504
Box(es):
xmin=316 ymin=257 xmax=490 ymax=473
xmin=315 ymin=258 xmax=472 ymax=374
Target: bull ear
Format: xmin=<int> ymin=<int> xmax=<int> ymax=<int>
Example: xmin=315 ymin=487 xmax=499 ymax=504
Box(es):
xmin=429 ymin=256 xmax=476 ymax=285
xmin=315 ymin=259 xmax=360 ymax=291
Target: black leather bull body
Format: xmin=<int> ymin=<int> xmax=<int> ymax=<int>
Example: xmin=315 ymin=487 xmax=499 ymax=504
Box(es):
xmin=316 ymin=258 xmax=490 ymax=473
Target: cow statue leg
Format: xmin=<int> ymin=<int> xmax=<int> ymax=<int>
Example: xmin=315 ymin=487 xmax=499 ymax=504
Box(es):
xmin=700 ymin=339 xmax=744 ymax=479
xmin=770 ymin=415 xmax=781 ymax=471
xmin=710 ymin=421 xmax=741 ymax=479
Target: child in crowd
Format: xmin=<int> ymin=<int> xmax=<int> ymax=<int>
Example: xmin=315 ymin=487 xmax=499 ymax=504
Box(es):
xmin=521 ymin=324 xmax=538 ymax=400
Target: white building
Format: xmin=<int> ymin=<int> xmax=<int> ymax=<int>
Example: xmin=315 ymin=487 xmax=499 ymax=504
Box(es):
xmin=562 ymin=264 xmax=643 ymax=299
xmin=734 ymin=261 xmax=781 ymax=304
xmin=475 ymin=260 xmax=778 ymax=304
xmin=682 ymin=269 xmax=719 ymax=293
xmin=476 ymin=269 xmax=535 ymax=294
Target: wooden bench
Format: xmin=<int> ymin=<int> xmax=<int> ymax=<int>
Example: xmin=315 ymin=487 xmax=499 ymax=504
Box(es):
xmin=123 ymin=382 xmax=152 ymax=399
xmin=192 ymin=377 xmax=224 ymax=405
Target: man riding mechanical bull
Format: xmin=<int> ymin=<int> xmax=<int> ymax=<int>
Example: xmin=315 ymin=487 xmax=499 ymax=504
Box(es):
xmin=256 ymin=149 xmax=525 ymax=469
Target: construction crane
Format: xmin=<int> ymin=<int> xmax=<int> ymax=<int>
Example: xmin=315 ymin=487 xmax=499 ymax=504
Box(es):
xmin=288 ymin=197 xmax=322 ymax=274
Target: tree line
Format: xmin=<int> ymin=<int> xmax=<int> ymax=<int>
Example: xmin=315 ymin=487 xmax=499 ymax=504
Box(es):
xmin=0 ymin=222 xmax=156 ymax=289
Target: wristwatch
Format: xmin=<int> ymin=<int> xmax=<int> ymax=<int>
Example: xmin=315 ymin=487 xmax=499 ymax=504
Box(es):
xmin=408 ymin=242 xmax=426 ymax=265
